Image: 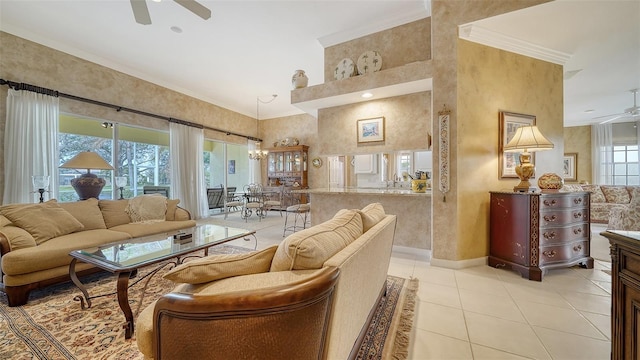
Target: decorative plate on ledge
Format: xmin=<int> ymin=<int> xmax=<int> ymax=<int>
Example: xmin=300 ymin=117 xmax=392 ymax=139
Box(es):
xmin=312 ymin=158 xmax=323 ymax=168
xmin=357 ymin=50 xmax=382 ymax=75
xmin=334 ymin=58 xmax=355 ymax=80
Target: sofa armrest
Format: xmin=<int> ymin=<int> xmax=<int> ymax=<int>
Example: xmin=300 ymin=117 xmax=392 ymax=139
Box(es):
xmin=151 ymin=266 xmax=339 ymax=360
xmin=174 ymin=206 xmax=191 ymax=221
xmin=0 ymin=233 xmax=10 ymax=257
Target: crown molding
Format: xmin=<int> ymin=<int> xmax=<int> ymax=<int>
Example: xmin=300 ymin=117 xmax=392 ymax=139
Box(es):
xmin=458 ymin=24 xmax=571 ymax=65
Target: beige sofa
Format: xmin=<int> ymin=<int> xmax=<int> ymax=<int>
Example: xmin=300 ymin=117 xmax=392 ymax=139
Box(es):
xmin=562 ymin=184 xmax=640 ymax=223
xmin=0 ymin=197 xmax=196 ymax=306
xmin=136 ymin=203 xmax=397 ymax=360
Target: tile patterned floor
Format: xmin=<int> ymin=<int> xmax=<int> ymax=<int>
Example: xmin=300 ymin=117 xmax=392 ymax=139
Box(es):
xmin=203 ymin=212 xmax=612 ymax=359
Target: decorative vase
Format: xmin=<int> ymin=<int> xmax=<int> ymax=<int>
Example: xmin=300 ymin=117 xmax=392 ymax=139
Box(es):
xmin=538 ymin=173 xmax=564 ymax=191
xmin=292 ymin=70 xmax=308 ymax=89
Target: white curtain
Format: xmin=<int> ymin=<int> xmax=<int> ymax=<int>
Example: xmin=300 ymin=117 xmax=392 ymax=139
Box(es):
xmin=169 ymin=122 xmax=207 ymax=219
xmin=248 ymin=140 xmax=262 ymax=184
xmin=592 ymin=123 xmax=613 ymax=185
xmin=3 ymin=89 xmax=59 ymax=204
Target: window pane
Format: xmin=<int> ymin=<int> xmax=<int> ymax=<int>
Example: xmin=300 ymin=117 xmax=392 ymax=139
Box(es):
xmin=628 ymin=176 xmax=640 ymax=185
xmin=629 ymin=163 xmax=639 ymax=176
xmin=613 ymin=176 xmax=626 ymax=185
xmin=613 ymin=151 xmax=626 ymax=162
xmin=627 ymin=149 xmax=639 ymax=162
xmin=614 ymin=164 xmax=627 ymax=175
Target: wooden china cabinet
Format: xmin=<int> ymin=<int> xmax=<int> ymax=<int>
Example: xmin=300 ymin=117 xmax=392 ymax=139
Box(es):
xmin=488 ymin=191 xmax=594 ymax=281
xmin=264 ymin=145 xmax=309 ymax=206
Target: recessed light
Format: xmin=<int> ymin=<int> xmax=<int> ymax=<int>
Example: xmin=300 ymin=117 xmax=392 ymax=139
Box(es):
xmin=171 ymin=26 xmax=183 ymax=33
xmin=584 ymin=109 xmax=595 ymax=113
xmin=362 ymin=92 xmax=373 ymax=98
xmin=152 ymin=0 xmax=161 ymax=2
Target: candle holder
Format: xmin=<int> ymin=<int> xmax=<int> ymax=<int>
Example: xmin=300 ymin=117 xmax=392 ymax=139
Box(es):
xmin=32 ymin=175 xmax=50 ymax=203
xmin=115 ymin=176 xmax=127 ymax=200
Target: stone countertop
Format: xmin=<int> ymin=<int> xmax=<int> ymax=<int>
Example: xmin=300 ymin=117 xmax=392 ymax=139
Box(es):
xmin=294 ymin=187 xmax=431 ymax=197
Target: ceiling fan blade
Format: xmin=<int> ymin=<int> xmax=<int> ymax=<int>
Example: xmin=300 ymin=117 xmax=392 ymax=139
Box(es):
xmin=598 ymin=114 xmax=630 ymax=124
xmin=592 ymin=112 xmax=627 ymax=120
xmin=174 ymin=0 xmax=211 ymax=20
xmin=130 ymin=0 xmax=152 ymax=25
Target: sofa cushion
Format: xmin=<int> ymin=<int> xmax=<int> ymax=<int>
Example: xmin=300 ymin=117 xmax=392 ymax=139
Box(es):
xmin=99 ymin=200 xmax=131 ymax=228
xmin=581 ymin=184 xmax=606 ymax=203
xmin=163 ymin=245 xmax=278 ymax=284
xmin=0 ymin=225 xmax=37 ymax=251
xmin=126 ymin=194 xmax=167 ymax=222
xmin=165 ymin=199 xmax=180 ymax=221
xmin=109 ymin=220 xmax=197 ymax=238
xmin=270 ymin=209 xmax=363 ymax=271
xmin=59 ymin=198 xmax=107 ymax=230
xmin=601 ymin=185 xmax=631 ymax=204
xmin=0 ymin=201 xmax=84 ymax=245
xmin=358 ymin=203 xmax=386 ymax=232
xmin=0 ymin=215 xmax=11 ymax=227
xmin=561 ymin=184 xmax=583 ymax=192
xmin=1 ymin=229 xmax=132 ymax=275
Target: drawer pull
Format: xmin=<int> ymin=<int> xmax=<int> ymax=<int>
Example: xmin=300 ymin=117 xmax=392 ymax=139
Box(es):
xmin=573 ymin=244 xmax=583 ymax=252
xmin=543 ymin=215 xmax=557 ymax=222
xmin=543 ymin=231 xmax=557 ymax=239
xmin=574 ymin=198 xmax=583 ymax=204
xmin=543 ymin=199 xmax=557 ymax=206
xmin=573 ymin=228 xmax=582 ymax=234
xmin=573 ymin=212 xmax=583 ymax=219
xmin=543 ymin=250 xmax=557 ymax=258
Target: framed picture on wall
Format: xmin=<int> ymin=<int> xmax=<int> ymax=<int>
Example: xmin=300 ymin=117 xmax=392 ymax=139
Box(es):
xmin=228 ymin=160 xmax=235 ymax=174
xmin=357 ymin=117 xmax=385 ymax=143
xmin=499 ymin=111 xmax=536 ymax=178
xmin=563 ymin=153 xmax=577 ymax=181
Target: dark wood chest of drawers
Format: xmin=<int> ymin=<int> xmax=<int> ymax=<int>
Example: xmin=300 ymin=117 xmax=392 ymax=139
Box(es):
xmin=489 ymin=191 xmax=594 ymax=281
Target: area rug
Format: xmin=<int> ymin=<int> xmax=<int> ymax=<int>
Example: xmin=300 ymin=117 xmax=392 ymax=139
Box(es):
xmin=0 ymin=245 xmax=418 ymax=360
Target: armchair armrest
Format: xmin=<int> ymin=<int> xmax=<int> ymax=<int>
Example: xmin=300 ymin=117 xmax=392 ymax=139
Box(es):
xmin=152 ymin=266 xmax=339 ymax=360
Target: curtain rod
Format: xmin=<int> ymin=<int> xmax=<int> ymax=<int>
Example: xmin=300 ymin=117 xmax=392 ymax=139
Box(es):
xmin=0 ymin=79 xmax=261 ymax=142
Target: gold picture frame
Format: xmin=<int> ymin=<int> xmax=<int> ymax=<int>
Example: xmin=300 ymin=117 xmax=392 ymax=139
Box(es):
xmin=499 ymin=111 xmax=536 ymax=178
xmin=357 ymin=117 xmax=385 ymax=144
xmin=563 ymin=153 xmax=578 ymax=181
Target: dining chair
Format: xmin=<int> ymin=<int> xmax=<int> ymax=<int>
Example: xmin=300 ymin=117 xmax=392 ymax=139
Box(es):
xmin=263 ymin=185 xmax=284 ymax=217
xmin=242 ymin=183 xmax=266 ymax=221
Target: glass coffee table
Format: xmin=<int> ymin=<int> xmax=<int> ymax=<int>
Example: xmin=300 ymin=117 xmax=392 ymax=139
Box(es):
xmin=68 ymin=224 xmax=256 ymax=339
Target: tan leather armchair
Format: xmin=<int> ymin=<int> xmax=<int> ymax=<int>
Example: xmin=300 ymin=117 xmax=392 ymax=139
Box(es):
xmin=149 ymin=266 xmax=340 ymax=360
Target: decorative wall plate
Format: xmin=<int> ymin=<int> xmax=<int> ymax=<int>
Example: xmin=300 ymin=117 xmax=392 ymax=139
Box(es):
xmin=312 ymin=158 xmax=323 ymax=168
xmin=334 ymin=58 xmax=355 ymax=80
xmin=357 ymin=51 xmax=382 ymax=75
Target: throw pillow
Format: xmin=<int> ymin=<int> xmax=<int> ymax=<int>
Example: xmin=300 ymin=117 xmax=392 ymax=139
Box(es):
xmin=1 ymin=201 xmax=84 ymax=245
xmin=165 ymin=199 xmax=180 ymax=221
xmin=359 ymin=203 xmax=386 ymax=232
xmin=163 ymin=245 xmax=278 ymax=284
xmin=270 ymin=209 xmax=363 ymax=271
xmin=580 ymin=185 xmax=606 ymax=203
xmin=601 ymin=185 xmax=631 ymax=204
xmin=0 ymin=225 xmax=37 ymax=251
xmin=126 ymin=194 xmax=167 ymax=222
xmin=59 ymin=198 xmax=107 ymax=230
xmin=99 ymin=199 xmax=131 ymax=228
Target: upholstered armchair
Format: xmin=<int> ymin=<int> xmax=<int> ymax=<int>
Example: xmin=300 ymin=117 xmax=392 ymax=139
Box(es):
xmin=146 ymin=266 xmax=339 ymax=360
xmin=608 ymin=188 xmax=640 ymax=231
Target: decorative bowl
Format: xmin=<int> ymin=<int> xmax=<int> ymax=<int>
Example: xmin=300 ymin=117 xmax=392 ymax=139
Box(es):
xmin=538 ymin=173 xmax=564 ymax=191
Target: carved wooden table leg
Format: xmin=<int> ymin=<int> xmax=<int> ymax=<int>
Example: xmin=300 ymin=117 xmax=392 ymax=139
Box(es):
xmin=116 ymin=271 xmax=134 ymax=339
xmin=69 ymin=258 xmax=92 ymax=309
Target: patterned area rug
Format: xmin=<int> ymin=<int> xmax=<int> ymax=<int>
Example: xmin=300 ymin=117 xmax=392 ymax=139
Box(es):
xmin=0 ymin=244 xmax=418 ymax=360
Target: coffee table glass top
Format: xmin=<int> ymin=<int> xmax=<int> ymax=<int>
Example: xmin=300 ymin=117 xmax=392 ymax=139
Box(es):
xmin=71 ymin=224 xmax=254 ymax=271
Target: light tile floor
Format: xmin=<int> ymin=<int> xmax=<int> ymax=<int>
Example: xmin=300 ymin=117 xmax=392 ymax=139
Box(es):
xmin=203 ymin=212 xmax=612 ymax=360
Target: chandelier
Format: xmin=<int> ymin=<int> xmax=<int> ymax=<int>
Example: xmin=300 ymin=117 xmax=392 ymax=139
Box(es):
xmin=248 ymin=141 xmax=269 ymax=160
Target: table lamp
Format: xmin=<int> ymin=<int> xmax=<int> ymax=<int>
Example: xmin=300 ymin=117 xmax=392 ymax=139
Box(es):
xmin=503 ymin=125 xmax=554 ymax=192
xmin=60 ymin=151 xmax=114 ymax=200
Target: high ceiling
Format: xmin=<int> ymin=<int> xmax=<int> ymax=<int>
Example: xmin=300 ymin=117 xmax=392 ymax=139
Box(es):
xmin=1 ymin=0 xmax=638 ymax=126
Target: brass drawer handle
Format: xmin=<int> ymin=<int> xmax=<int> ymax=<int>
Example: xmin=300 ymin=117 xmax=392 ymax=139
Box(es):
xmin=543 ymin=215 xmax=557 ymax=222
xmin=574 ymin=198 xmax=583 ymax=204
xmin=573 ymin=244 xmax=583 ymax=252
xmin=573 ymin=212 xmax=583 ymax=219
xmin=543 ymin=231 xmax=556 ymax=239
xmin=543 ymin=250 xmax=557 ymax=258
xmin=573 ymin=228 xmax=582 ymax=234
xmin=543 ymin=199 xmax=557 ymax=206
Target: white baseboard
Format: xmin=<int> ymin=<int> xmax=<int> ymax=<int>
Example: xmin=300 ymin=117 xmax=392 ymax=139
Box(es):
xmin=392 ymin=245 xmax=431 ymax=262
xmin=430 ymin=256 xmax=487 ymax=269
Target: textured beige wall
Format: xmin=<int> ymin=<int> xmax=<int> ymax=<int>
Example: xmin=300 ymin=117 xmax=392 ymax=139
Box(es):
xmin=0 ymin=32 xmax=256 ymax=204
xmin=564 ymin=125 xmax=592 ymax=184
xmin=431 ymin=0 xmax=551 ymax=261
xmin=324 ymin=18 xmax=431 ymax=82
xmin=456 ymin=39 xmax=564 ymax=260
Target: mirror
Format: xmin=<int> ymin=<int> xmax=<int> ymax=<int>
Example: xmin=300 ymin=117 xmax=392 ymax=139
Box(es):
xmin=327 ymin=150 xmax=432 ymax=188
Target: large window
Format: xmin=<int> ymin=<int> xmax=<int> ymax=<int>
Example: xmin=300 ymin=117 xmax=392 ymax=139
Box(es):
xmin=613 ymin=145 xmax=639 ymax=185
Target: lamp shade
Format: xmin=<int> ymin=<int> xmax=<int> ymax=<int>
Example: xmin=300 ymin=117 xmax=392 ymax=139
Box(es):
xmin=60 ymin=151 xmax=114 ymax=172
xmin=504 ymin=125 xmax=554 ymax=153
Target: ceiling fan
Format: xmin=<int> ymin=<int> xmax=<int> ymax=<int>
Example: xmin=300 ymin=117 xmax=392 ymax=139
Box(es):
xmin=130 ymin=0 xmax=211 ymax=25
xmin=594 ymin=89 xmax=640 ymax=124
